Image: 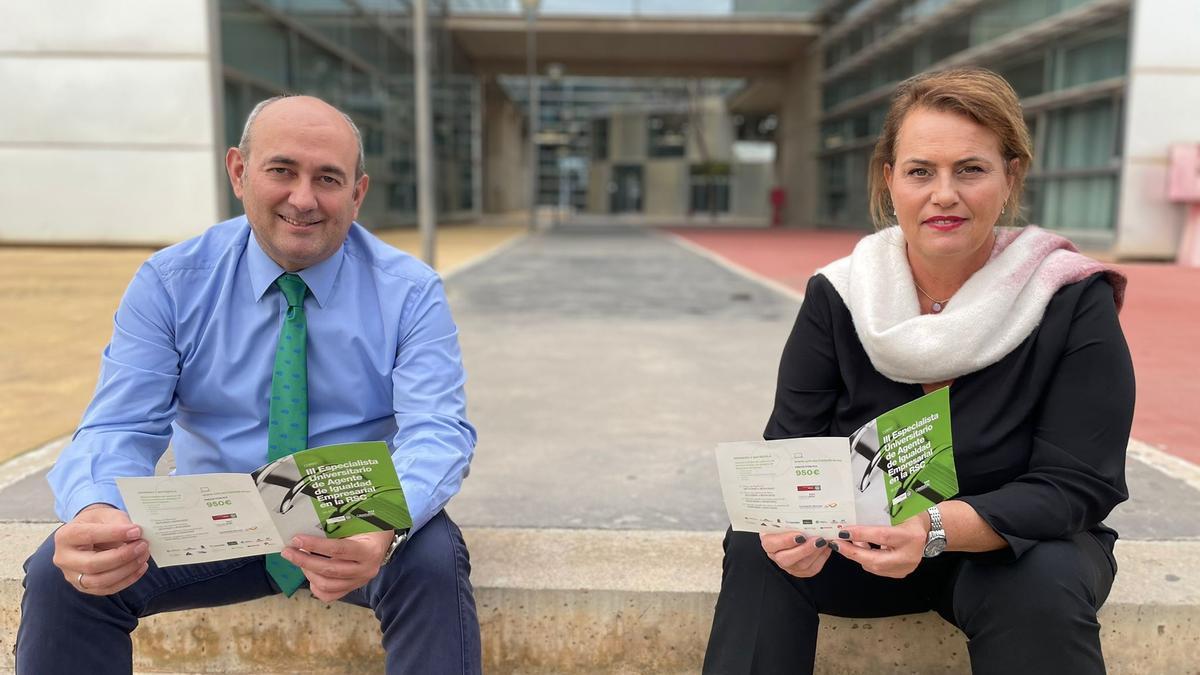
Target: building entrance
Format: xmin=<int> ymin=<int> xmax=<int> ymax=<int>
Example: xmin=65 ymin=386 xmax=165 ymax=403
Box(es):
xmin=610 ymin=164 xmax=644 ymax=213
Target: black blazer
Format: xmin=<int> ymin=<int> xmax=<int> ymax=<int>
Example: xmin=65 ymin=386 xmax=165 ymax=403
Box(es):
xmin=766 ymin=272 xmax=1134 ymax=562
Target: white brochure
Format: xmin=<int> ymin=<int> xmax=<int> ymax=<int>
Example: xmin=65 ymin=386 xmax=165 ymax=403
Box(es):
xmin=714 ymin=437 xmax=859 ymax=538
xmin=117 ymin=473 xmax=303 ymax=567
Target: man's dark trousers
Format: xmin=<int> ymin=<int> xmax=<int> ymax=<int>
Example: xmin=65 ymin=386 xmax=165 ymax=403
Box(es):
xmin=16 ymin=510 xmax=480 ymax=674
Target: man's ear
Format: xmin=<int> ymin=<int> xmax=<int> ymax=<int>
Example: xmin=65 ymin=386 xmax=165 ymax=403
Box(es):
xmin=351 ymin=173 xmax=370 ymax=219
xmin=225 ymin=147 xmax=247 ymax=199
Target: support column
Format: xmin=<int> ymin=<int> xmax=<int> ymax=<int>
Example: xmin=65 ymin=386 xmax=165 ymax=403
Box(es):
xmin=413 ymin=0 xmax=435 ymax=267
xmin=481 ymin=77 xmax=530 ymax=215
xmin=776 ymin=49 xmax=822 ymax=228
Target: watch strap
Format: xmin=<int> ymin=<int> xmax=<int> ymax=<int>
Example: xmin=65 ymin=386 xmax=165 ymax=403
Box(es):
xmin=927 ymin=505 xmax=944 ymax=532
xmin=923 ymin=505 xmax=947 ymax=558
xmin=381 ymin=529 xmax=409 ymax=565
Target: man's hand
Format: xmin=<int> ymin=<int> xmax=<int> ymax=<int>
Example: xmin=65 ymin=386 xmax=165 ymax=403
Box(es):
xmin=833 ymin=516 xmax=928 ymax=579
xmin=52 ymin=504 xmax=150 ymax=596
xmin=760 ymin=531 xmax=834 ymax=578
xmin=282 ymin=529 xmax=394 ymax=602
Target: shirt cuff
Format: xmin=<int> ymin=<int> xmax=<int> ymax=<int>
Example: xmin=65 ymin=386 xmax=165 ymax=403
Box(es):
xmin=399 ymin=482 xmax=434 ymax=535
xmin=60 ymin=484 xmax=127 ymax=522
xmin=956 ymin=494 xmax=1038 ymax=562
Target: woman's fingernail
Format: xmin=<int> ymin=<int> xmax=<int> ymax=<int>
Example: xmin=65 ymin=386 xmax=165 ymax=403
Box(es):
xmin=829 ymin=542 xmax=841 ymax=553
xmin=794 ymin=535 xmax=807 ymax=545
xmin=838 ymin=531 xmax=850 ymax=540
xmin=814 ymin=538 xmax=827 ymax=549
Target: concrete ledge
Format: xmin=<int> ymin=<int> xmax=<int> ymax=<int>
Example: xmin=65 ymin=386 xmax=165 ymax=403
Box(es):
xmin=1 ymin=524 xmax=1197 ymax=673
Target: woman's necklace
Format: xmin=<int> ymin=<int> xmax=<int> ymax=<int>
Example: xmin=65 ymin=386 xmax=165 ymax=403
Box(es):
xmin=913 ymin=280 xmax=952 ymax=314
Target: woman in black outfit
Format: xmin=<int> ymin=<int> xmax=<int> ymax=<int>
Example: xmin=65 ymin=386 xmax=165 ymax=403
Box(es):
xmin=703 ymin=68 xmax=1134 ymax=675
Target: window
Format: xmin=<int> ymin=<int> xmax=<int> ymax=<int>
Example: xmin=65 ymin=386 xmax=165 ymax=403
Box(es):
xmin=1043 ymin=100 xmax=1118 ymax=171
xmin=929 ymin=16 xmax=971 ymax=63
xmin=1034 ymin=175 xmax=1116 ymax=231
xmin=647 ymin=114 xmax=688 ymax=158
xmin=690 ymin=164 xmax=731 ymax=214
xmin=1029 ymin=98 xmax=1123 ymax=232
xmin=220 ymin=7 xmax=290 ymax=88
xmin=219 ymin=0 xmax=480 ymax=225
xmin=734 ymin=114 xmax=777 ymax=142
xmin=592 ymin=119 xmax=609 ymax=160
xmin=998 ymin=57 xmax=1046 ymax=99
xmin=1055 ymin=33 xmax=1128 ymax=90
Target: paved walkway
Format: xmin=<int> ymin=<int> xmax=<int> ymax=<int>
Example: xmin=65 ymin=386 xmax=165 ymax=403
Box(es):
xmin=0 ymin=222 xmax=525 ymax=465
xmin=669 ymin=227 xmax=1200 ymax=466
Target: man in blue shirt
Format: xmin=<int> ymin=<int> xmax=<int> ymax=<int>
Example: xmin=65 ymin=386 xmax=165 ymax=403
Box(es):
xmin=16 ymin=95 xmax=480 ymax=674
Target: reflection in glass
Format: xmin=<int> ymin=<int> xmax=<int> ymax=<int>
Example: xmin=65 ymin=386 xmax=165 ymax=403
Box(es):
xmin=219 ymin=0 xmax=479 ymax=227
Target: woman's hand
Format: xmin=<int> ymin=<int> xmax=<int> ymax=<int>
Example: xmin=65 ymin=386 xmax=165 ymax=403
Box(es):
xmin=833 ymin=516 xmax=929 ymax=579
xmin=760 ymin=531 xmax=835 ymax=578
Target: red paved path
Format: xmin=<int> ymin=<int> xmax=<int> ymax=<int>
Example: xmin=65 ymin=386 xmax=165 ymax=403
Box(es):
xmin=668 ymin=228 xmax=1200 ymax=466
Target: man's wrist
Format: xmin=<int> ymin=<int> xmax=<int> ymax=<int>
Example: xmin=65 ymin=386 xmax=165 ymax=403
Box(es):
xmin=63 ymin=484 xmax=127 ymax=522
xmin=76 ymin=502 xmax=120 ymax=517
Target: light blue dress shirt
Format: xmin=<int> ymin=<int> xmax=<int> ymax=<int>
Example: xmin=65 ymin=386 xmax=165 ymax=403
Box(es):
xmin=48 ymin=217 xmax=476 ymax=533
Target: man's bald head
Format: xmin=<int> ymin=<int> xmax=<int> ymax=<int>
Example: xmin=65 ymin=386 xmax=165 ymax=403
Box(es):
xmin=238 ymin=95 xmax=366 ymax=181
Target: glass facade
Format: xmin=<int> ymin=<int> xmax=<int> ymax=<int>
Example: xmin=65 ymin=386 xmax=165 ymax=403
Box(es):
xmin=449 ymin=0 xmax=825 ymax=17
xmin=818 ymin=0 xmax=1128 ymax=235
xmin=218 ymin=0 xmax=479 ymax=228
xmin=499 ymin=76 xmax=744 ymax=207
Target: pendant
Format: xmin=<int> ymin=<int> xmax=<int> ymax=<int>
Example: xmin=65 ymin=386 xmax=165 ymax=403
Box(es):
xmin=931 ymin=301 xmax=944 ymax=313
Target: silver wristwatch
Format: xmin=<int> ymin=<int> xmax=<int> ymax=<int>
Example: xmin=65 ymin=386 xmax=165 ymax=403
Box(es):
xmin=922 ymin=505 xmax=947 ymax=558
xmin=381 ymin=529 xmax=409 ymax=565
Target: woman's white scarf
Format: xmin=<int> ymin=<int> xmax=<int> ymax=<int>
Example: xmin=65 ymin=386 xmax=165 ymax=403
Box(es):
xmin=817 ymin=226 xmax=1126 ymax=384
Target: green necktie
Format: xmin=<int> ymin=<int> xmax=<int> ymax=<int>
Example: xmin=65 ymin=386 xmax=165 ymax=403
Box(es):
xmin=265 ymin=273 xmax=309 ymax=596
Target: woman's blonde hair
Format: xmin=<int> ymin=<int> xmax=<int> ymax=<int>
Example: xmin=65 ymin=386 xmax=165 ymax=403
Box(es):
xmin=867 ymin=67 xmax=1033 ymax=229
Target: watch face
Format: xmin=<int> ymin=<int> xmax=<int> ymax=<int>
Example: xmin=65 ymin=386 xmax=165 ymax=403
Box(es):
xmin=923 ymin=536 xmax=947 ymax=558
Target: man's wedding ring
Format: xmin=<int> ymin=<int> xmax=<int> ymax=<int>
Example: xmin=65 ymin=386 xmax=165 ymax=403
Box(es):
xmin=77 ymin=572 xmax=87 ymax=590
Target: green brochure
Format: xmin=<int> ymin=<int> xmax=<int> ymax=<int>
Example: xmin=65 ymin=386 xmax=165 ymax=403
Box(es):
xmin=254 ymin=441 xmax=412 ymax=539
xmin=849 ymin=387 xmax=957 ymax=526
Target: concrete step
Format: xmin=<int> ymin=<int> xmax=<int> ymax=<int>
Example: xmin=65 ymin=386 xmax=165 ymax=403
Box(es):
xmin=1 ymin=524 xmax=1197 ymax=674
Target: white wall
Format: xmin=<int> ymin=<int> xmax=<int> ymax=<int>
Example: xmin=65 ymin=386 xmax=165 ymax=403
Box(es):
xmin=611 ymin=112 xmax=647 ymax=162
xmin=587 ymin=161 xmax=612 ymax=213
xmin=644 ymin=160 xmax=688 ymax=216
xmin=732 ymin=162 xmax=773 ymax=218
xmin=1115 ymin=0 xmax=1200 ymax=258
xmin=0 ymin=0 xmax=221 ymax=244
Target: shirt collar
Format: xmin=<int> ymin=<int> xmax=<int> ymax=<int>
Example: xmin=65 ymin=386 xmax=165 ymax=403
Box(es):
xmin=246 ymin=230 xmax=344 ymax=309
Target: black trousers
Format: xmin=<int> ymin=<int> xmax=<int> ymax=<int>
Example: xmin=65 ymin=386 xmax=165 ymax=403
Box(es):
xmin=703 ymin=529 xmax=1116 ymax=675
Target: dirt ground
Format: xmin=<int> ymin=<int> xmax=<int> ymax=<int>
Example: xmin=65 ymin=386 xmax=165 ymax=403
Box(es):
xmin=0 ymin=224 xmax=524 ymax=464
